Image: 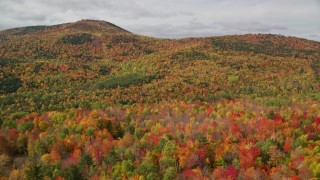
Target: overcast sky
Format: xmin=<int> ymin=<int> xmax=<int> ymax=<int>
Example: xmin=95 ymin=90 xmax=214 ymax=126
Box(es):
xmin=1 ymin=0 xmax=319 ymax=41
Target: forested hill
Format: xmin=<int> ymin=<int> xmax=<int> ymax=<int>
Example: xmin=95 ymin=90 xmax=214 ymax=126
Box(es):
xmin=0 ymin=20 xmax=320 ymax=179
xmin=0 ymin=19 xmax=319 ymax=61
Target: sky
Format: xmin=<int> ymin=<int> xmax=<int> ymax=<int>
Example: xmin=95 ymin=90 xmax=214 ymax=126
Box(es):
xmin=0 ymin=0 xmax=320 ymax=41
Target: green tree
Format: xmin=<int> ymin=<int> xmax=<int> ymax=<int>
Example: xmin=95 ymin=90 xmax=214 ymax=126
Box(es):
xmin=25 ymin=161 xmax=44 ymax=180
xmin=0 ymin=74 xmax=22 ymax=94
xmin=163 ymin=167 xmax=177 ymax=180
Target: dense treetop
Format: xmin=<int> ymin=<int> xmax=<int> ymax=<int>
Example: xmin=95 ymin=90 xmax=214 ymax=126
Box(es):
xmin=0 ymin=20 xmax=319 ymax=179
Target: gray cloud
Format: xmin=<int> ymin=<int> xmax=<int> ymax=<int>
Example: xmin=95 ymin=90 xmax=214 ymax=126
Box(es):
xmin=12 ymin=13 xmax=47 ymax=21
xmin=128 ymin=20 xmax=290 ymax=39
xmin=309 ymin=34 xmax=320 ymax=37
xmin=216 ymin=21 xmax=288 ymax=33
xmin=308 ymin=34 xmax=320 ymax=41
xmin=0 ymin=0 xmax=319 ymax=41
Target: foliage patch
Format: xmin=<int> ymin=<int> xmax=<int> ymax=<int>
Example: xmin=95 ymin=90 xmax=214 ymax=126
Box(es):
xmin=0 ymin=74 xmax=22 ymax=94
xmin=59 ymin=33 xmax=93 ymax=45
xmin=96 ymin=73 xmax=159 ymax=89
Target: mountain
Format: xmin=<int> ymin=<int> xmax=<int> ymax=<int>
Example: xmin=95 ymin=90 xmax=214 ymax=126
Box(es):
xmin=0 ymin=20 xmax=320 ymax=179
xmin=1 ymin=19 xmax=130 ymax=35
xmin=0 ymin=20 xmax=319 ymax=61
xmin=0 ymin=19 xmax=136 ymax=61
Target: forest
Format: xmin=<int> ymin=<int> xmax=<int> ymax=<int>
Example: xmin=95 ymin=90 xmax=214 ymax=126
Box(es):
xmin=0 ymin=19 xmax=320 ymax=179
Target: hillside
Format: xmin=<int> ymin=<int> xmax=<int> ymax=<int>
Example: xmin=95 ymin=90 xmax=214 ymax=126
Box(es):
xmin=0 ymin=20 xmax=320 ymax=179
xmin=1 ymin=20 xmax=319 ymax=61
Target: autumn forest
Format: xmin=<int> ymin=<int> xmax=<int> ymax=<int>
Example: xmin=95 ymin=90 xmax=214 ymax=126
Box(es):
xmin=0 ymin=19 xmax=320 ymax=179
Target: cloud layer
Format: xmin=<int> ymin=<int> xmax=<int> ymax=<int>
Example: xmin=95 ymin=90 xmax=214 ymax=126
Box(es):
xmin=0 ymin=0 xmax=319 ymax=41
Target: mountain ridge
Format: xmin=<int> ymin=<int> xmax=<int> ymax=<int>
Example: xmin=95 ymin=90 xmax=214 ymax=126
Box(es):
xmin=1 ymin=19 xmax=319 ymax=42
xmin=0 ymin=19 xmax=319 ymax=61
xmin=0 ymin=19 xmax=131 ymax=36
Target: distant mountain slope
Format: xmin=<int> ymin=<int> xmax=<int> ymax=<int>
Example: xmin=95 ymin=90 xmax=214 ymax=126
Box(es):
xmin=0 ymin=20 xmax=136 ymax=61
xmin=0 ymin=20 xmax=319 ymax=61
xmin=212 ymin=34 xmax=320 ymax=57
xmin=0 ymin=19 xmax=130 ymax=36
